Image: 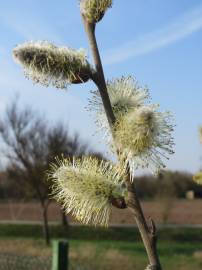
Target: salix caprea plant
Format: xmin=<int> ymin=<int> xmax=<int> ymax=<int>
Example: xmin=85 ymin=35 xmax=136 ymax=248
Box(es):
xmin=89 ymin=76 xmax=174 ymax=176
xmin=49 ymin=157 xmax=126 ymax=226
xmin=13 ymin=1 xmax=175 ymax=269
xmin=13 ymin=41 xmax=93 ymax=88
xmin=193 ymin=127 xmax=202 ymax=185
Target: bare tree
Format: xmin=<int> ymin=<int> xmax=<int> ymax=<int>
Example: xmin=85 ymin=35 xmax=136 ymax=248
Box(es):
xmin=0 ymin=101 xmax=88 ymax=244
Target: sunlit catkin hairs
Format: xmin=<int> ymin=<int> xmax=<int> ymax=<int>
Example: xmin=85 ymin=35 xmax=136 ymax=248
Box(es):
xmin=13 ymin=41 xmax=93 ymax=89
xmin=114 ymin=105 xmax=174 ymax=176
xmin=48 ymin=156 xmax=126 ymax=226
xmin=88 ymin=76 xmax=150 ymax=137
xmin=80 ymin=0 xmax=112 ymax=23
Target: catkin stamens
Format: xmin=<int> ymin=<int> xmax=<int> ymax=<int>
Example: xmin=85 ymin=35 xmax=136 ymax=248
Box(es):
xmin=80 ymin=0 xmax=112 ymax=23
xmin=13 ymin=41 xmax=93 ymax=89
xmin=48 ymin=156 xmax=126 ymax=226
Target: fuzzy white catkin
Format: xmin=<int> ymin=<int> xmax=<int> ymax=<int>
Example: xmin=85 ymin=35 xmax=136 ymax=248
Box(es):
xmin=49 ymin=157 xmax=126 ymax=226
xmin=13 ymin=41 xmax=92 ymax=89
xmin=114 ymin=105 xmax=174 ymax=176
xmin=88 ymin=76 xmax=174 ymax=174
xmin=88 ymin=76 xmax=150 ymax=139
xmin=80 ymin=0 xmax=112 ymax=22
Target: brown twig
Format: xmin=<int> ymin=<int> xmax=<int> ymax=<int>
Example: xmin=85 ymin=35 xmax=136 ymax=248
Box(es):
xmin=82 ymin=16 xmax=162 ymax=270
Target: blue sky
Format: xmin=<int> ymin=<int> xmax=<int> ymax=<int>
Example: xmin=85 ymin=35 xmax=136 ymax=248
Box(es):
xmin=0 ymin=0 xmax=202 ymax=173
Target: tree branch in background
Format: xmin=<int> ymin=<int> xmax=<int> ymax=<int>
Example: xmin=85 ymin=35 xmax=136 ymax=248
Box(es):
xmin=0 ymin=100 xmax=91 ymax=244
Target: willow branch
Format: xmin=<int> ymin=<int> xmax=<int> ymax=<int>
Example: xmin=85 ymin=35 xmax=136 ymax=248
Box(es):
xmin=82 ymin=16 xmax=162 ymax=270
xmin=82 ymin=17 xmax=115 ymax=129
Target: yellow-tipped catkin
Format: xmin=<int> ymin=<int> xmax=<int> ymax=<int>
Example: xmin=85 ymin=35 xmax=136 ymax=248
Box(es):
xmin=193 ymin=172 xmax=202 ymax=185
xmin=88 ymin=76 xmax=174 ymax=174
xmin=114 ymin=105 xmax=174 ymax=175
xmin=48 ymin=156 xmax=125 ymax=226
xmin=13 ymin=41 xmax=92 ymax=89
xmin=80 ymin=0 xmax=112 ymax=23
xmin=88 ymin=76 xmax=150 ymax=138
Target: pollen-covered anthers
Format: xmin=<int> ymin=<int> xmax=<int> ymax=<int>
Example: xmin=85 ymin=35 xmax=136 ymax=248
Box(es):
xmin=48 ymin=156 xmax=126 ymax=227
xmin=88 ymin=76 xmax=150 ymax=138
xmin=13 ymin=41 xmax=93 ymax=89
xmin=80 ymin=0 xmax=112 ymax=23
xmin=199 ymin=127 xmax=202 ymax=144
xmin=193 ymin=172 xmax=202 ymax=185
xmin=114 ymin=105 xmax=175 ymax=176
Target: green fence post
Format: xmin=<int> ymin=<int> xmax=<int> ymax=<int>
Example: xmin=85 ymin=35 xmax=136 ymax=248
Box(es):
xmin=52 ymin=240 xmax=69 ymax=270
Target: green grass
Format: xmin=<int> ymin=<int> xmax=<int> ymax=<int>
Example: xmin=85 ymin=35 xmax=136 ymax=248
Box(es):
xmin=1 ymin=224 xmax=202 ymax=269
xmin=1 ymin=223 xmax=202 ymax=242
xmin=70 ymin=240 xmax=202 ymax=270
xmin=0 ymin=238 xmax=202 ymax=270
